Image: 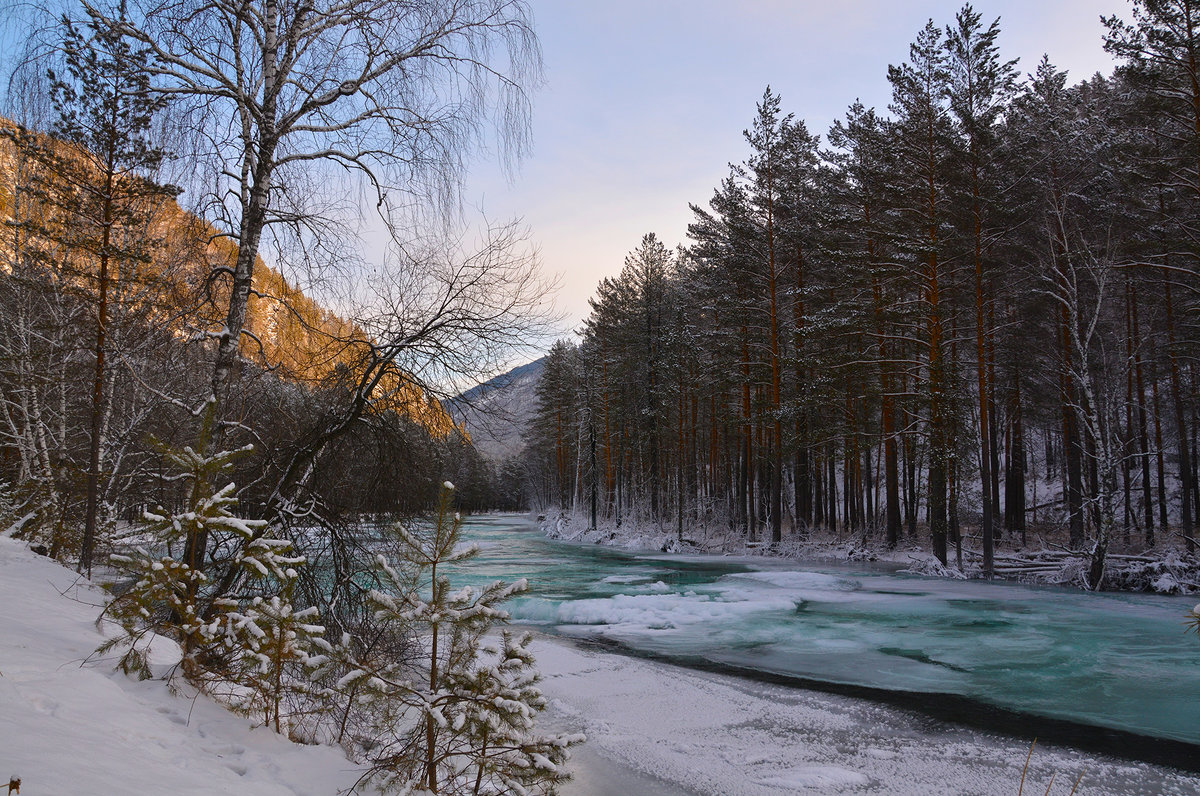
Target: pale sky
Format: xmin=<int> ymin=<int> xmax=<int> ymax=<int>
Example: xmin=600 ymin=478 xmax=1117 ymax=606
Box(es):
xmin=461 ymin=0 xmax=1126 ymax=334
xmin=0 ymin=0 xmax=1126 ymax=350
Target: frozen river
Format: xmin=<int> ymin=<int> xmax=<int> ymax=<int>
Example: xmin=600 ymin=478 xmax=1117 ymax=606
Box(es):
xmin=448 ymin=515 xmax=1199 ymax=764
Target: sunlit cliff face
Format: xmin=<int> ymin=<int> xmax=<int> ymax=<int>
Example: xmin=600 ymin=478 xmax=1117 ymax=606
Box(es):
xmin=0 ymin=116 xmax=461 ymax=439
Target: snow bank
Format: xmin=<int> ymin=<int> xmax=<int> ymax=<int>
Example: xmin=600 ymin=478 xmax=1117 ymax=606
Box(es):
xmin=534 ymin=636 xmax=1200 ymax=796
xmin=0 ymin=537 xmax=369 ymax=795
xmin=539 ymin=513 xmax=1200 ymax=594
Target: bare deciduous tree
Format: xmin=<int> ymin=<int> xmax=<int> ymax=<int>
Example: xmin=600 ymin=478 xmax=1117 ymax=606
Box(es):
xmin=85 ymin=0 xmax=543 ymax=406
xmin=266 ymin=219 xmax=557 ymax=515
xmin=209 ymin=217 xmax=557 ymax=609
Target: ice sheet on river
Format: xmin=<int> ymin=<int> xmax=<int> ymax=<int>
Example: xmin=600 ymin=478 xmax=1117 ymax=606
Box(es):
xmin=534 ymin=635 xmax=1199 ymax=796
xmin=461 ymin=516 xmax=1200 ymax=747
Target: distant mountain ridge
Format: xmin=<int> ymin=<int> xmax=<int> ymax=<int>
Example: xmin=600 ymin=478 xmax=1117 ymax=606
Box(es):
xmin=452 ymin=356 xmax=545 ymax=462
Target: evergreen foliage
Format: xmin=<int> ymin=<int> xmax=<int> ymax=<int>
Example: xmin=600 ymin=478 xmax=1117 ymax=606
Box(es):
xmin=102 ymin=440 xmax=327 ymax=710
xmin=1 ymin=3 xmax=179 ymax=572
xmin=220 ymin=582 xmax=330 ymax=734
xmin=526 ymin=3 xmax=1200 ymax=591
xmin=345 ymin=483 xmax=581 ymax=794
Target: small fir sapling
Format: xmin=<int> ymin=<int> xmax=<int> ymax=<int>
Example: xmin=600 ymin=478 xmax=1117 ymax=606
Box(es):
xmin=345 ymin=481 xmax=582 ymax=795
xmin=101 ymin=441 xmax=329 ymax=727
xmin=101 ymin=444 xmax=261 ymax=678
xmin=217 ymin=562 xmax=332 ymax=734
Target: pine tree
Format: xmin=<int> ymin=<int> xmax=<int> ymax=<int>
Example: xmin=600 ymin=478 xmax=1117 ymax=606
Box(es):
xmin=346 ymin=483 xmax=580 ymax=794
xmin=688 ymin=177 xmax=759 ymax=536
xmin=531 ymin=341 xmax=580 ymax=512
xmin=828 ymin=101 xmax=903 ymax=545
xmin=1105 ymin=0 xmax=1200 ymax=551
xmin=888 ymin=20 xmax=956 ymax=564
xmin=743 ymin=88 xmax=788 ymax=544
xmin=102 ymin=440 xmax=316 ymax=681
xmin=220 ymin=571 xmax=329 ymax=734
xmin=944 ymin=4 xmax=1018 ymax=576
xmin=4 ymin=2 xmax=178 ymax=575
xmin=625 ymin=234 xmax=674 ymax=529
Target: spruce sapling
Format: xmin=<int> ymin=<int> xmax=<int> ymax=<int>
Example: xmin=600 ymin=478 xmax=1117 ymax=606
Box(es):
xmin=346 ymin=481 xmax=582 ymax=795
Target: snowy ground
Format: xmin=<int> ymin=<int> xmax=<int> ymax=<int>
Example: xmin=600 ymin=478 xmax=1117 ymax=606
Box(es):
xmin=534 ymin=637 xmax=1200 ymax=796
xmin=542 ymin=512 xmax=1200 ymax=594
xmin=0 ymin=537 xmax=371 ymax=795
xmin=542 ymin=511 xmax=1001 ymax=570
xmin=4 ymin=533 xmax=1197 ymax=796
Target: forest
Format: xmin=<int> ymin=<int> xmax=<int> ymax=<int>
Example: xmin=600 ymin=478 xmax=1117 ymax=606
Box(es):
xmin=0 ymin=0 xmax=580 ymax=790
xmin=3 ymin=0 xmax=1200 ymax=792
xmin=524 ymin=4 xmax=1200 ymax=589
xmin=0 ymin=0 xmax=546 ymax=560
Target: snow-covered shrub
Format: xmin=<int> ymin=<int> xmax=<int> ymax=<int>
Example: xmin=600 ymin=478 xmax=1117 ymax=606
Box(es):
xmin=346 ymin=482 xmax=582 ymax=794
xmin=100 ymin=444 xmax=263 ymax=678
xmin=216 ymin=579 xmax=331 ymax=733
xmin=1101 ymin=552 xmax=1200 ymax=594
xmin=101 ymin=442 xmax=329 ymax=736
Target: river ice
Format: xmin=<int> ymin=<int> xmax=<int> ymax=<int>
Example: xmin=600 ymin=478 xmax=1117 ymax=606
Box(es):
xmin=461 ymin=515 xmax=1200 ymax=750
xmin=532 ymin=634 xmax=1200 ymax=796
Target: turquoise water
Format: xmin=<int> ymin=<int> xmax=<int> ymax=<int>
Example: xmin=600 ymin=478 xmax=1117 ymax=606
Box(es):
xmin=445 ymin=515 xmax=1200 ymax=746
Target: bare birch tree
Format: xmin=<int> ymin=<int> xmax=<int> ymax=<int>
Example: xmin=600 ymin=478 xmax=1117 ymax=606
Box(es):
xmin=83 ymin=0 xmax=542 ymax=409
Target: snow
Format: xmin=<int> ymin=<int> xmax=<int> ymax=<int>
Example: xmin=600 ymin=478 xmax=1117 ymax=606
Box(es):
xmin=532 ymin=636 xmax=1200 ymax=796
xmin=600 ymin=574 xmax=650 ymax=584
xmin=533 ymin=570 xmax=877 ymax=639
xmin=724 ymin=570 xmax=852 ymax=590
xmin=1 ymin=510 xmax=37 ymax=538
xmin=755 ymin=767 xmax=871 ymax=788
xmin=542 ymin=513 xmax=1200 ymax=594
xmin=5 ymin=531 xmax=1198 ymax=796
xmin=551 ymin=590 xmax=795 ymax=631
xmin=0 ymin=537 xmax=370 ymax=795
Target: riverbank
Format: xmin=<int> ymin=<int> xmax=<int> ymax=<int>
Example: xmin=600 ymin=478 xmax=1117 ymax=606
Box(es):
xmin=4 ymin=530 xmax=1198 ymax=795
xmin=0 ymin=536 xmax=370 ymax=795
xmin=540 ymin=512 xmax=1200 ymax=594
xmin=532 ymin=634 xmax=1200 ymax=796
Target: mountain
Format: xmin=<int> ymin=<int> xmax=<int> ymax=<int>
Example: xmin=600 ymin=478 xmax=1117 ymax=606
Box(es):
xmin=0 ymin=117 xmax=458 ymax=437
xmin=452 ymin=356 xmax=544 ymax=462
